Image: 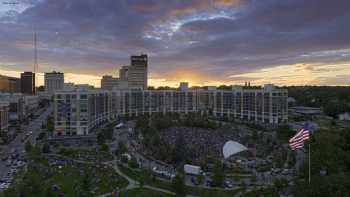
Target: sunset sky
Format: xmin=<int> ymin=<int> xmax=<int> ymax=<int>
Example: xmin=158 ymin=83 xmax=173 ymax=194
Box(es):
xmin=0 ymin=0 xmax=350 ymax=87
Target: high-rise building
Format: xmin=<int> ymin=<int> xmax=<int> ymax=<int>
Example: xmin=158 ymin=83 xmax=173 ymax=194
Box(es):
xmin=44 ymin=71 xmax=64 ymax=95
xmin=0 ymin=75 xmax=20 ymax=93
xmin=20 ymin=72 xmax=35 ymax=95
xmin=128 ymin=54 xmax=148 ymax=89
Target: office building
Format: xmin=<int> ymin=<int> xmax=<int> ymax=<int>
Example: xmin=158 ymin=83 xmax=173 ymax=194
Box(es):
xmin=128 ymin=54 xmax=148 ymax=89
xmin=45 ymin=71 xmax=64 ymax=95
xmin=101 ymin=75 xmax=129 ymax=90
xmin=0 ymin=75 xmax=20 ymax=93
xmin=101 ymin=75 xmax=119 ymax=90
xmin=21 ymin=72 xmax=35 ymax=95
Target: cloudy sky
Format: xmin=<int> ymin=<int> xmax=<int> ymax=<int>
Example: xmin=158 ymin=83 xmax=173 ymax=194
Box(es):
xmin=0 ymin=0 xmax=350 ymax=87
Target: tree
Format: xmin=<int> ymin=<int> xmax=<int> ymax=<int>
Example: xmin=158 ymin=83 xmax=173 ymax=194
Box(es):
xmin=115 ymin=142 xmax=128 ymax=156
xmin=128 ymin=157 xmax=138 ymax=169
xmin=100 ymin=143 xmax=109 ymax=152
xmin=172 ymin=175 xmax=186 ymax=197
xmin=42 ymin=143 xmax=51 ymax=153
xmin=212 ymin=160 xmax=224 ymax=187
xmin=197 ymin=174 xmax=205 ymax=185
xmin=25 ymin=141 xmax=32 ymax=153
xmin=79 ymin=173 xmax=93 ymax=197
xmin=97 ymin=132 xmax=106 ymax=145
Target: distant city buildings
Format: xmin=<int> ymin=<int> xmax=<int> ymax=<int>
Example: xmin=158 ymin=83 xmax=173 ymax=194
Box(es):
xmin=44 ymin=71 xmax=64 ymax=95
xmin=20 ymin=72 xmax=35 ymax=95
xmin=100 ymin=54 xmax=148 ymax=91
xmin=53 ymin=83 xmax=288 ymax=136
xmin=0 ymin=75 xmax=20 ymax=93
xmin=101 ymin=75 xmax=119 ymax=90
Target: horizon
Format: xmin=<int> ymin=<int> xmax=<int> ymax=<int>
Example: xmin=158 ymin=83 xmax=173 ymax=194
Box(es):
xmin=1 ymin=0 xmax=350 ymax=87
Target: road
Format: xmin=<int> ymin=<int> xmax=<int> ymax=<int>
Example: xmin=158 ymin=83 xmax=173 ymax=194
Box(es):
xmin=0 ymin=105 xmax=52 ymax=179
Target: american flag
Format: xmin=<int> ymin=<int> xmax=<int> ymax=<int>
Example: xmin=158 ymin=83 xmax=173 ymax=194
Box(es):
xmin=289 ymin=123 xmax=310 ymax=150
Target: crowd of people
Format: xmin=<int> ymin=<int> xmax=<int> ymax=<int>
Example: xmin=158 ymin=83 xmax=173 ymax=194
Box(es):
xmin=160 ymin=126 xmax=241 ymax=164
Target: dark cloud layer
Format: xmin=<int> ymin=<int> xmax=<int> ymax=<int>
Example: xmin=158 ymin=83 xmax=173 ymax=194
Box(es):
xmin=0 ymin=0 xmax=350 ymax=84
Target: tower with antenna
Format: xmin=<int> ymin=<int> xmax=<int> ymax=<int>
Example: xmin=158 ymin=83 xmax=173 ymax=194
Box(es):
xmin=34 ymin=30 xmax=38 ymax=74
xmin=33 ymin=30 xmax=38 ymax=94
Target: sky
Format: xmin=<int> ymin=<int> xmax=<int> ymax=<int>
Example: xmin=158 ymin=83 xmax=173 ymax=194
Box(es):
xmin=0 ymin=0 xmax=350 ymax=87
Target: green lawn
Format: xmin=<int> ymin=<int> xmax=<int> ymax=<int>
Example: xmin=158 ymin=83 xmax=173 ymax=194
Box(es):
xmin=2 ymin=158 xmax=128 ymax=197
xmin=118 ymin=164 xmax=243 ymax=197
xmin=57 ymin=148 xmax=114 ymax=162
xmin=120 ymin=188 xmax=173 ymax=197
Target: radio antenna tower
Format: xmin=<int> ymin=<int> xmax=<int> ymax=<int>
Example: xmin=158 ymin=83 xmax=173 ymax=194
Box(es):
xmin=34 ymin=30 xmax=38 ymax=73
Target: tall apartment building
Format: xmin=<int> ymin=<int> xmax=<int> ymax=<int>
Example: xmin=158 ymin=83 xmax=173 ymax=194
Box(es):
xmin=128 ymin=54 xmax=148 ymax=89
xmin=54 ymin=89 xmax=110 ymax=136
xmin=21 ymin=72 xmax=35 ymax=95
xmin=45 ymin=71 xmax=64 ymax=95
xmin=54 ymin=84 xmax=288 ymax=136
xmin=111 ymin=84 xmax=288 ymax=124
xmin=0 ymin=102 xmax=9 ymax=136
xmin=0 ymin=75 xmax=20 ymax=93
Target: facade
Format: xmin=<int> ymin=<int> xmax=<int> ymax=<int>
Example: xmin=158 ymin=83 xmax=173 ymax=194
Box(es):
xmin=128 ymin=54 xmax=148 ymax=89
xmin=0 ymin=102 xmax=9 ymax=136
xmin=0 ymin=75 xmax=20 ymax=93
xmin=53 ymin=84 xmax=288 ymax=136
xmin=54 ymin=89 xmax=110 ymax=136
xmin=45 ymin=71 xmax=64 ymax=95
xmin=21 ymin=72 xmax=35 ymax=95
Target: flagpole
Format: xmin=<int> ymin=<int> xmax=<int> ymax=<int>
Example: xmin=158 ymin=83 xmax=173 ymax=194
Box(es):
xmin=308 ymin=142 xmax=311 ymax=184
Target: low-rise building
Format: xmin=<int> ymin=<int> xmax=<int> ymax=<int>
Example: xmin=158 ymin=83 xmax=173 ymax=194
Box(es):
xmin=0 ymin=75 xmax=20 ymax=93
xmin=0 ymin=93 xmax=25 ymax=122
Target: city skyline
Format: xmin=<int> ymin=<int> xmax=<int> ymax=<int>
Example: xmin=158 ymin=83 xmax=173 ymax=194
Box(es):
xmin=1 ymin=0 xmax=350 ymax=87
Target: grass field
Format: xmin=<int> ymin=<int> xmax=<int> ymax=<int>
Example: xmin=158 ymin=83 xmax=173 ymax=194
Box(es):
xmin=120 ymin=188 xmax=173 ymax=197
xmin=118 ymin=164 xmax=243 ymax=197
xmin=2 ymin=157 xmax=128 ymax=197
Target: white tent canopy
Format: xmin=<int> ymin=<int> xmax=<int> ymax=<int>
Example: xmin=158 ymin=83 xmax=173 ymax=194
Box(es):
xmin=223 ymin=140 xmax=248 ymax=159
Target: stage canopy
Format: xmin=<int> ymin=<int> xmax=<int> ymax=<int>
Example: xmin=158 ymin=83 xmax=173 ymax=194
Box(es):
xmin=223 ymin=140 xmax=248 ymax=159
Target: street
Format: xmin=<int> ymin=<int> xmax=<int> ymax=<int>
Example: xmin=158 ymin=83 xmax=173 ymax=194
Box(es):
xmin=0 ymin=105 xmax=52 ymax=180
